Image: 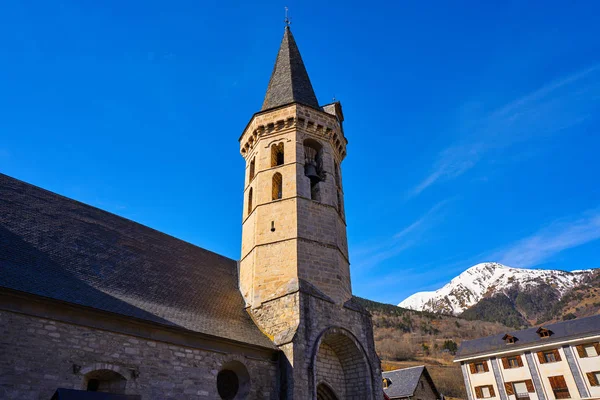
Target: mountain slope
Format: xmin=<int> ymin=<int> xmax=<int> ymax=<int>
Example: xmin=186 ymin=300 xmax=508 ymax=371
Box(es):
xmin=398 ymin=262 xmax=593 ymax=316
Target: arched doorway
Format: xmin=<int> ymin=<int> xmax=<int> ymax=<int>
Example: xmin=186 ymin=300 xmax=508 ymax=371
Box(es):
xmin=311 ymin=327 xmax=373 ymax=399
xmin=83 ymin=369 xmax=127 ymax=394
xmin=317 ymin=382 xmax=339 ymax=400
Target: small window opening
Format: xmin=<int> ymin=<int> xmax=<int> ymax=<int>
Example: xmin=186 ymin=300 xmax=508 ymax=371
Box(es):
xmin=272 ymin=173 xmax=282 ymax=200
xmin=475 ymin=363 xmax=485 ymax=373
xmin=508 ymin=357 xmax=519 ymax=368
xmin=249 ymin=157 xmax=255 ymax=182
xmin=217 ymin=361 xmax=250 ymax=400
xmin=304 ymin=139 xmax=324 ymax=202
xmin=271 ymin=143 xmax=284 ymax=167
xmin=337 ymin=190 xmax=343 ymax=214
xmin=247 ymin=188 xmax=253 ymax=216
xmin=537 ymin=327 xmax=552 ymax=338
xmin=217 ymin=369 xmax=239 ymax=400
xmin=544 ymin=351 xmax=557 ymax=363
xmin=503 ymin=334 xmax=517 ymax=344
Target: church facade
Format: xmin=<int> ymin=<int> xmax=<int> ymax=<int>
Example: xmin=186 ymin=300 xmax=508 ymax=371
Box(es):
xmin=0 ymin=26 xmax=382 ymax=400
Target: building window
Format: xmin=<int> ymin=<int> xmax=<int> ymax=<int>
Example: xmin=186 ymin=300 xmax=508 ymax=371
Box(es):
xmin=513 ymin=382 xmax=528 ymax=399
xmin=585 ymin=344 xmax=599 ymax=357
xmin=505 ymin=380 xmax=534 ymax=399
xmin=247 ymin=188 xmax=253 ymax=216
xmin=271 ymin=143 xmax=284 ymax=167
xmin=217 ymin=370 xmax=239 ymax=400
xmin=470 ymin=361 xmax=489 ymax=374
xmin=475 ymin=385 xmax=495 ymax=398
xmin=503 ymin=334 xmax=517 ymax=344
xmin=382 ymin=378 xmax=392 ymax=388
xmin=502 ymin=355 xmax=523 ymax=369
xmin=537 ymin=349 xmax=561 ymax=364
xmin=216 ymin=362 xmax=250 ymax=400
xmin=548 ymin=376 xmax=570 ymax=399
xmin=537 ymin=327 xmax=552 ymax=338
xmin=576 ymin=342 xmax=600 ymax=358
xmin=249 ymin=157 xmax=255 ymax=182
xmin=586 ymin=371 xmax=600 ymax=387
xmin=334 ymin=161 xmax=341 ymax=187
xmin=272 ymin=173 xmax=282 ymax=200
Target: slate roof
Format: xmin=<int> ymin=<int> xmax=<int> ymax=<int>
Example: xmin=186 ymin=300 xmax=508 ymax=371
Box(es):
xmin=456 ymin=314 xmax=600 ymax=359
xmin=0 ymin=173 xmax=274 ymax=349
xmin=382 ymin=366 xmax=426 ymax=399
xmin=261 ymin=26 xmax=320 ymax=111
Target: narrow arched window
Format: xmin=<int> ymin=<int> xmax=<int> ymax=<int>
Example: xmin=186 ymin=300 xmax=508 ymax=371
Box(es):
xmin=271 ymin=143 xmax=284 ymax=167
xmin=334 ymin=161 xmax=341 ymax=188
xmin=304 ymin=139 xmax=323 ymax=202
xmin=249 ymin=157 xmax=255 ymax=182
xmin=337 ymin=189 xmax=343 ymax=214
xmin=272 ymin=173 xmax=282 ymax=200
xmin=248 ymin=188 xmax=253 ymax=216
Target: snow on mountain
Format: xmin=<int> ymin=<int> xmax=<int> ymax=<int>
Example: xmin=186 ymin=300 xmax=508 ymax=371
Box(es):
xmin=398 ymin=262 xmax=593 ymax=315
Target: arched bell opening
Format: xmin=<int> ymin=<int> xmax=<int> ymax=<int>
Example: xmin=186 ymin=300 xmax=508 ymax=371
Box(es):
xmin=311 ymin=327 xmax=373 ymax=400
xmin=303 ymin=139 xmax=324 ymax=202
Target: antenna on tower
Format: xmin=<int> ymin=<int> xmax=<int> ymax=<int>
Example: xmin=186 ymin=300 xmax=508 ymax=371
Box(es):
xmin=284 ymin=6 xmax=291 ymax=27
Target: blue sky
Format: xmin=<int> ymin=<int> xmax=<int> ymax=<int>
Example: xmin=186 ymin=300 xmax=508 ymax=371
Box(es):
xmin=1 ymin=1 xmax=599 ymax=304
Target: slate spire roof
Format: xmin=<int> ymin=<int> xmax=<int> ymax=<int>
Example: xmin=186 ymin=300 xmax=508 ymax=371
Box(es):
xmin=261 ymin=26 xmax=320 ymax=111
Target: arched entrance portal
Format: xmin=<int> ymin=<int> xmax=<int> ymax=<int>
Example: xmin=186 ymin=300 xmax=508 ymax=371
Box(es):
xmin=317 ymin=382 xmax=339 ymax=400
xmin=312 ymin=327 xmax=373 ymax=399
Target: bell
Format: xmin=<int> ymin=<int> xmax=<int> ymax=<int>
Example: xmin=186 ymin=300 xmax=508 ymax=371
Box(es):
xmin=305 ymin=163 xmax=320 ymax=182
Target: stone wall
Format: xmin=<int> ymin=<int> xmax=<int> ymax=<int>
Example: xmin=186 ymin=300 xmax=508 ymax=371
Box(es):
xmin=0 ymin=310 xmax=278 ymax=400
xmin=315 ymin=343 xmax=345 ymax=398
xmin=292 ymin=292 xmax=382 ymax=400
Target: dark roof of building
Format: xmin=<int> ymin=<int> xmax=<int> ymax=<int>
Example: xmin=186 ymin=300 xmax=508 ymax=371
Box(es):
xmin=382 ymin=366 xmax=428 ymax=399
xmin=261 ymin=26 xmax=320 ymax=111
xmin=456 ymin=314 xmax=600 ymax=359
xmin=0 ymin=173 xmax=274 ymax=349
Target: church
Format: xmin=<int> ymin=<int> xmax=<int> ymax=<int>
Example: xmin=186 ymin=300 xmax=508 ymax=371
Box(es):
xmin=0 ymin=26 xmax=382 ymax=400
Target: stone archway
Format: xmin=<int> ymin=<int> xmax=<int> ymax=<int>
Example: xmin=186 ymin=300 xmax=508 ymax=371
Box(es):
xmin=311 ymin=327 xmax=373 ymax=399
xmin=317 ymin=382 xmax=339 ymax=400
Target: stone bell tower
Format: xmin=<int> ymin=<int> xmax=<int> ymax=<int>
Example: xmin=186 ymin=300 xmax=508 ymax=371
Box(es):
xmin=239 ymin=26 xmax=382 ymax=400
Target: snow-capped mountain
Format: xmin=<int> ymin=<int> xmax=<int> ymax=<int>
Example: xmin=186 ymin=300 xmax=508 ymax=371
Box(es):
xmin=398 ymin=262 xmax=594 ymax=315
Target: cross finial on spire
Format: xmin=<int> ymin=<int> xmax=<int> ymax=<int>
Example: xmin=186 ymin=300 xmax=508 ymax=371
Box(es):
xmin=284 ymin=7 xmax=291 ymax=27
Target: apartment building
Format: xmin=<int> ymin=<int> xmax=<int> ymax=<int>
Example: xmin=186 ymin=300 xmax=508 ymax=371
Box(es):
xmin=455 ymin=314 xmax=600 ymax=400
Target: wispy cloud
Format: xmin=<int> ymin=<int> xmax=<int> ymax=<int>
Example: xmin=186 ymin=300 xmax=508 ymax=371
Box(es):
xmin=410 ymin=63 xmax=600 ymax=197
xmin=488 ymin=208 xmax=600 ymax=268
xmin=352 ymin=199 xmax=450 ymax=269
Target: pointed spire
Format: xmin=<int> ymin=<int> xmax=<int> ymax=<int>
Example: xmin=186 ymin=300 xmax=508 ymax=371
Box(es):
xmin=261 ymin=27 xmax=320 ymax=111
